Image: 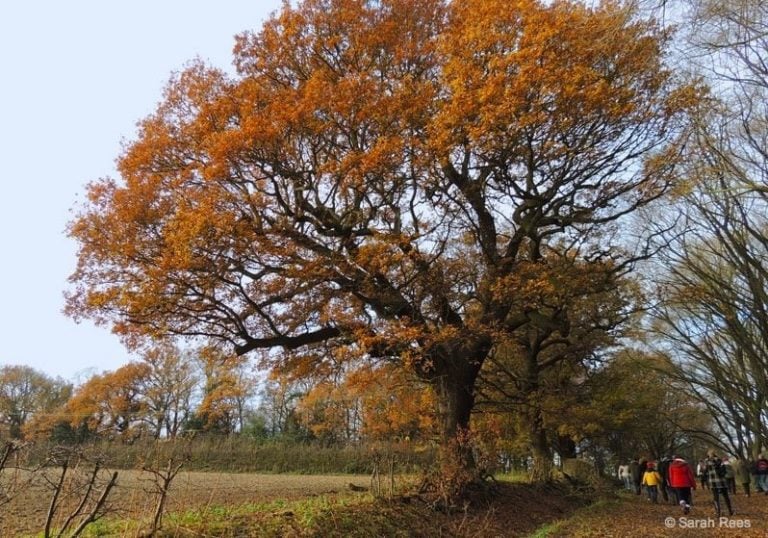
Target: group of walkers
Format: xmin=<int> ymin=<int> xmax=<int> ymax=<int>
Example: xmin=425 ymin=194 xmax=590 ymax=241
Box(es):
xmin=618 ymin=452 xmax=768 ymax=518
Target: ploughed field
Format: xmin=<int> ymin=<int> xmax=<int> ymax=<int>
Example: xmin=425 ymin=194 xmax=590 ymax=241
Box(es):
xmin=0 ymin=468 xmax=370 ymax=536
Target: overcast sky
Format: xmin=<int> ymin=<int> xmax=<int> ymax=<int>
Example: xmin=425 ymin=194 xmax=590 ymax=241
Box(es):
xmin=0 ymin=1 xmax=282 ymax=381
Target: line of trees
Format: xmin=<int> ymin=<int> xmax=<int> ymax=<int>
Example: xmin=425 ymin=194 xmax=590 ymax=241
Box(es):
xmin=2 ymin=344 xmax=436 ymax=446
xmin=2 ymin=341 xmax=716 ymax=479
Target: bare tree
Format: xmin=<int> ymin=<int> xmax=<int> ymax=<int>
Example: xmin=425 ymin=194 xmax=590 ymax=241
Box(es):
xmin=0 ymin=440 xmax=32 ymax=509
xmin=41 ymin=447 xmax=119 ymax=538
xmin=144 ymin=459 xmax=185 ymax=536
xmin=652 ymin=0 xmax=768 ymax=459
xmin=652 ymin=191 xmax=768 ymax=458
xmin=137 ymin=439 xmax=191 ymax=536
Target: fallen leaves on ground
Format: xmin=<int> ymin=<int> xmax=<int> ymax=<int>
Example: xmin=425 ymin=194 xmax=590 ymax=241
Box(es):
xmin=546 ymin=489 xmax=768 ymax=537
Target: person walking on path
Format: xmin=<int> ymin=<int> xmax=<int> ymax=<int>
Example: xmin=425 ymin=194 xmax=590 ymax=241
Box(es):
xmin=697 ymin=458 xmax=708 ymax=490
xmin=755 ymin=454 xmax=768 ymax=494
xmin=658 ymin=456 xmax=675 ymax=504
xmin=618 ymin=463 xmax=632 ymax=491
xmin=637 ymin=458 xmax=647 ymax=495
xmin=630 ymin=458 xmax=642 ymax=495
xmin=733 ymin=458 xmax=751 ymax=497
xmin=705 ymin=450 xmax=734 ymax=518
xmin=722 ymin=457 xmax=736 ymax=494
xmin=642 ymin=462 xmax=663 ymax=504
xmin=668 ymin=456 xmax=697 ymax=514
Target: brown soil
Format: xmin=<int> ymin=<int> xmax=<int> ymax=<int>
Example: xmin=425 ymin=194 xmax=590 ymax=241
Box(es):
xmin=0 ymin=468 xmax=370 ymax=537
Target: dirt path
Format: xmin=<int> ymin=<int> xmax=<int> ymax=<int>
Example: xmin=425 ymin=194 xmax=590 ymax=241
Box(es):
xmin=546 ymin=489 xmax=768 ymax=537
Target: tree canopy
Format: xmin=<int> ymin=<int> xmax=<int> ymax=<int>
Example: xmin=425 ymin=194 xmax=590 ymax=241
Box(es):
xmin=66 ymin=0 xmax=700 ymax=484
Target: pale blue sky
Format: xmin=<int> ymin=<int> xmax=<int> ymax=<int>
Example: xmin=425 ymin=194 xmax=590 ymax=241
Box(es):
xmin=0 ymin=1 xmax=282 ymax=380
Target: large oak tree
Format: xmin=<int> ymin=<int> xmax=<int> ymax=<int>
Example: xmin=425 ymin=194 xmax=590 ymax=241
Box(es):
xmin=67 ymin=0 xmax=699 ymax=485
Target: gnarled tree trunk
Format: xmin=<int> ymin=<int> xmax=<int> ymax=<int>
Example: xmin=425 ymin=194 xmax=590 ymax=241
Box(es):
xmin=426 ymin=352 xmax=484 ymax=503
xmin=528 ymin=408 xmax=554 ymax=482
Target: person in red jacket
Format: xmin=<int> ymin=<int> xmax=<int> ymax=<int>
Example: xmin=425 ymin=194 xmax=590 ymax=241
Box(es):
xmin=668 ymin=456 xmax=697 ymax=514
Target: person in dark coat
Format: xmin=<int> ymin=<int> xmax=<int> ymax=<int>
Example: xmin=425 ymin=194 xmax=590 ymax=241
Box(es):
xmin=629 ymin=458 xmax=642 ymax=495
xmin=636 ymin=457 xmax=648 ymax=494
xmin=658 ymin=456 xmax=672 ymax=503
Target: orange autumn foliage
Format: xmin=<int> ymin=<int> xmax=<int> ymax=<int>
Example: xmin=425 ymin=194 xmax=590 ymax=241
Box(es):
xmin=67 ymin=0 xmax=702 ymax=464
xmin=56 ymin=363 xmax=151 ymax=438
xmin=195 ymin=346 xmax=256 ymax=434
xmin=297 ymin=364 xmax=435 ymax=442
